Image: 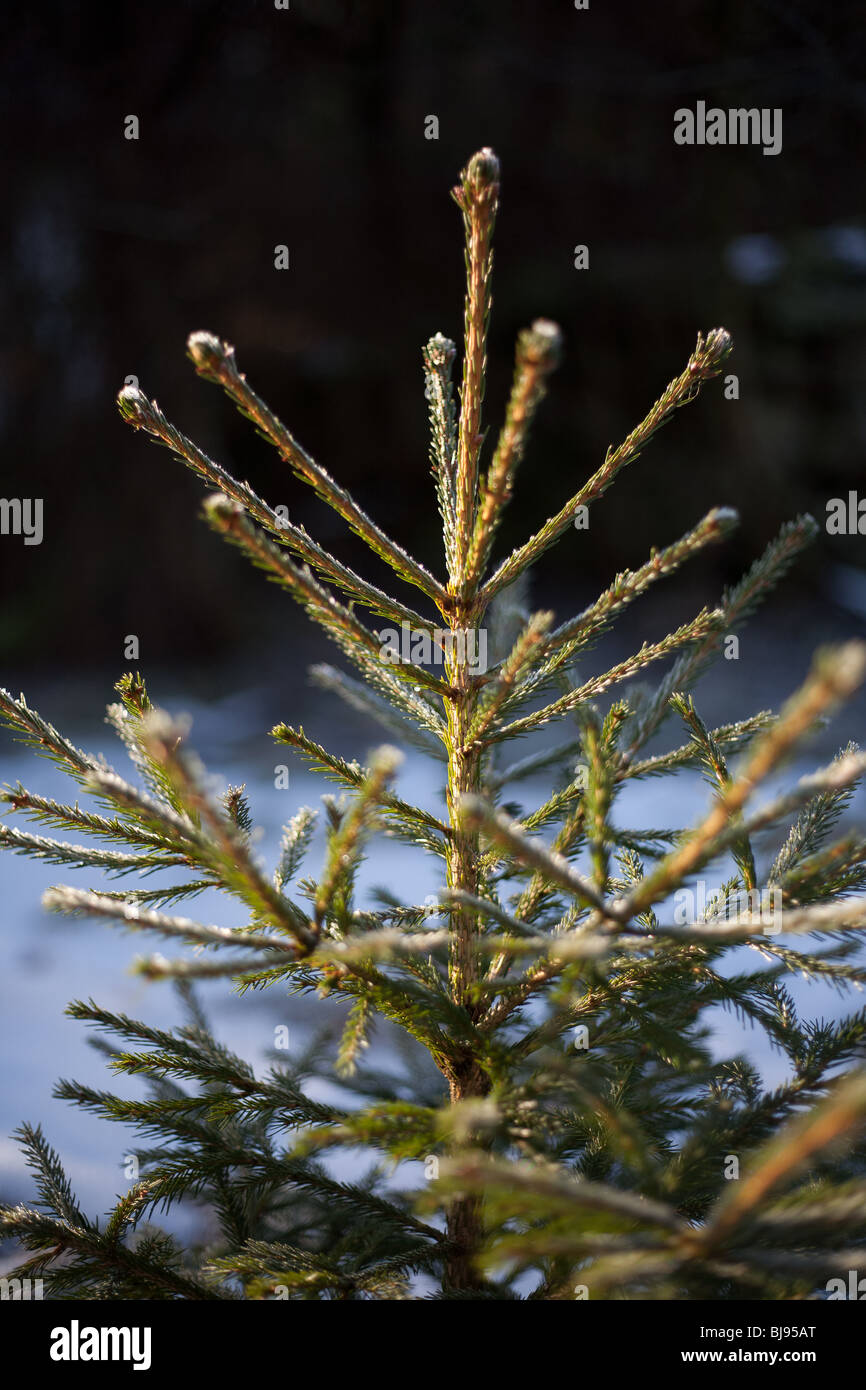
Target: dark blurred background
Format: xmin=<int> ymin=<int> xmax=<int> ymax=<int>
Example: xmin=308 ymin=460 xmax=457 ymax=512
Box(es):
xmin=1 ymin=0 xmax=865 ymax=684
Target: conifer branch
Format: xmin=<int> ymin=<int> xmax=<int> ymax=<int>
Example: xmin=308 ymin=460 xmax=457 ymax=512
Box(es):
xmin=624 ymin=515 xmax=819 ymax=757
xmin=0 ymin=688 xmax=109 ymax=782
xmin=452 ymin=148 xmax=500 ymax=587
xmin=622 ymin=712 xmax=775 ymax=781
xmin=438 ymin=1154 xmax=686 ymax=1232
xmin=117 ymin=384 xmax=437 ymax=633
xmin=539 ymin=507 xmax=738 ymax=675
xmin=185 ymin=332 xmax=449 ymax=609
xmin=480 ymin=328 xmax=733 ymax=606
xmin=137 ymin=711 xmax=317 ymax=951
xmin=622 ymin=643 xmax=866 ymax=917
xmin=135 ymin=952 xmax=290 ymax=981
xmin=309 ymin=929 xmax=453 ymax=965
xmin=274 ymin=806 xmax=318 ymax=893
xmin=465 ymin=320 xmax=562 ymax=589
xmin=107 ymin=672 xmax=192 ymax=815
xmin=486 ymin=736 xmax=588 ymax=791
xmin=670 ymin=691 xmax=757 ymax=891
xmin=440 ymin=888 xmax=539 ymax=938
xmin=652 ymin=897 xmax=866 ymax=943
xmin=313 ymin=747 xmax=402 ymax=929
xmin=0 ymin=822 xmax=189 ymax=874
xmin=770 ymin=744 xmax=860 ymax=883
xmin=309 ymin=664 xmax=447 ymax=755
xmin=581 ymin=711 xmax=615 ymax=892
xmin=203 ymin=492 xmax=450 ymax=700
xmin=83 ymin=768 xmax=208 ymax=850
xmin=94 ymin=879 xmax=217 ymax=909
xmin=1 ymin=1199 xmax=228 ymax=1300
xmin=736 ymin=748 xmax=866 ymax=848
xmin=694 ymin=1068 xmax=866 ymax=1255
xmin=271 ymin=723 xmax=450 ymax=848
xmin=43 ymin=887 xmax=299 ymax=956
xmin=0 ymin=783 xmax=194 ymax=857
xmin=481 ymin=607 xmax=722 ymax=746
xmin=459 ymin=795 xmax=610 ymax=916
xmin=423 ymin=333 xmax=460 ymax=581
xmin=468 ymin=610 xmax=554 ymax=742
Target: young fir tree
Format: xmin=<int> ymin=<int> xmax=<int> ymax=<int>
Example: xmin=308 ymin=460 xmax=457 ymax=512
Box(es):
xmin=2 ymin=148 xmax=866 ymax=1301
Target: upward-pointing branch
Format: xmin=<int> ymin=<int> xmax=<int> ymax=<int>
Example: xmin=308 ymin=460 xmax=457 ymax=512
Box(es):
xmin=621 ymin=642 xmax=866 ymax=918
xmin=451 ymin=148 xmax=500 ymax=593
xmin=117 ymin=384 xmax=438 ymax=635
xmin=464 ymin=319 xmax=562 ymax=591
xmin=185 ymin=332 xmax=450 ymax=612
xmin=480 ymin=327 xmax=733 ymax=607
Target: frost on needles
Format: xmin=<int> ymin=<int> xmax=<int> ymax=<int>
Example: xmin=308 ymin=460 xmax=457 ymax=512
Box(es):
xmin=2 ymin=148 xmax=866 ymax=1301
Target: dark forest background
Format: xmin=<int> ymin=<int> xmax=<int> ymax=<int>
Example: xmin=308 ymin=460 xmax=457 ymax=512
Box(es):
xmin=1 ymin=0 xmax=865 ymax=688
